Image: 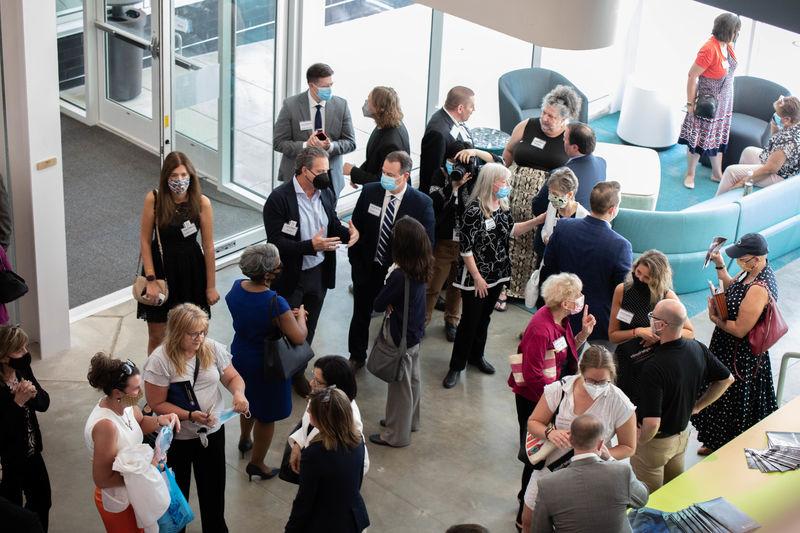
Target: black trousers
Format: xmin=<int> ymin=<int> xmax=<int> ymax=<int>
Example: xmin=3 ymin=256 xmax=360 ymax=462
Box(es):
xmin=0 ymin=453 xmax=51 ymax=532
xmin=167 ymin=426 xmax=228 ymax=533
xmin=285 ymin=264 xmax=327 ymax=346
xmin=515 ymin=394 xmax=537 ymax=505
xmin=348 ymin=261 xmax=389 ymax=363
xmin=448 ymin=285 xmax=503 ymax=371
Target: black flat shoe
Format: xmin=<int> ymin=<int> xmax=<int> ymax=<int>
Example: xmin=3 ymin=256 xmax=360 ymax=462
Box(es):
xmin=445 ymin=323 xmax=457 ymax=342
xmin=238 ymin=439 xmax=253 ymax=459
xmin=442 ymin=370 xmax=460 ymax=389
xmin=469 ymin=357 xmax=496 ymax=375
xmin=379 ymin=419 xmax=417 ymax=432
xmin=434 ymin=296 xmax=446 ymax=312
xmin=369 ymin=434 xmax=396 ymax=447
xmin=245 ymin=463 xmax=279 ymax=481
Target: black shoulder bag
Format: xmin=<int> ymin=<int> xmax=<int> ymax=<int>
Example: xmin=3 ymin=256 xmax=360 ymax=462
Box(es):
xmin=263 ymin=296 xmax=314 ymax=381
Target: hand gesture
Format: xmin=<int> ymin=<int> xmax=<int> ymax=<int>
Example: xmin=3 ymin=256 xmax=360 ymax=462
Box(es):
xmin=311 ymin=227 xmax=341 ymax=252
xmin=307 ymin=131 xmax=322 ymax=147
xmin=452 ymin=172 xmax=473 ymax=191
xmin=206 ymin=287 xmax=220 ymax=306
xmin=548 ymin=429 xmax=571 ymax=449
xmin=13 ymin=380 xmax=36 ymax=406
xmin=454 ymin=149 xmax=476 ymax=163
xmin=157 ymin=413 xmax=181 ymax=433
xmin=474 ymin=275 xmax=489 ymax=298
xmin=289 ymin=443 xmax=302 ymax=474
xmin=192 ymin=410 xmax=215 ymax=427
xmin=320 ymin=136 xmax=332 ymax=151
xmin=636 ymin=327 xmax=660 ymax=345
xmin=709 ymin=251 xmax=724 ymax=268
xmin=145 ymin=280 xmax=161 ymax=304
xmin=347 ymin=221 xmax=360 ymax=248
xmin=343 ymin=162 xmax=353 ymax=176
xmin=232 ymin=392 xmax=249 ymax=414
xmin=580 ymin=306 xmax=596 ymax=337
xmin=292 ymin=305 xmax=309 ymax=322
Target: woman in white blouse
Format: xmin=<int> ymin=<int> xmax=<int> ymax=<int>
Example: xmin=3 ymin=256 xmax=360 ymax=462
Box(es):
xmin=521 ymin=345 xmax=637 ymax=531
xmin=288 ymin=355 xmax=368 ymax=476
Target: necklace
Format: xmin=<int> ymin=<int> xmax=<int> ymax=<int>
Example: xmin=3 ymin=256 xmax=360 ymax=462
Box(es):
xmin=120 ymin=410 xmax=133 ymax=431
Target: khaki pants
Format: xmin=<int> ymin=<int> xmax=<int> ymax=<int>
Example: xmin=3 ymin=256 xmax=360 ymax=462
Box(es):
xmin=425 ymin=240 xmax=461 ymax=326
xmin=631 ymin=428 xmax=690 ymax=493
xmin=716 ymin=146 xmax=784 ymax=195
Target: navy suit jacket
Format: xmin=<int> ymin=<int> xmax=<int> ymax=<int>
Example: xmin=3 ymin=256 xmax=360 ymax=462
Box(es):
xmin=285 ymin=441 xmax=370 ymax=532
xmin=348 ymin=183 xmax=435 ymax=271
xmin=263 ymin=180 xmax=350 ymax=296
xmin=540 ymin=216 xmax=632 ymax=340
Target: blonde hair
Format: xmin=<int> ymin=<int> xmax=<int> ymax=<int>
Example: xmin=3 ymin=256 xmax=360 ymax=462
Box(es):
xmin=541 ymin=273 xmax=582 ymax=310
xmin=626 ymin=249 xmax=673 ymax=306
xmin=308 ymin=387 xmax=361 ymax=451
xmin=579 ymin=345 xmax=617 ymax=383
xmin=163 ymin=303 xmax=213 ymax=375
xmin=0 ymin=325 xmax=29 ymax=370
xmin=467 ymin=163 xmax=510 ymax=218
xmin=370 ymin=86 xmax=403 ymax=129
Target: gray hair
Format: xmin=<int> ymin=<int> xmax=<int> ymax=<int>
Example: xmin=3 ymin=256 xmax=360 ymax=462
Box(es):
xmin=542 ymin=85 xmax=581 ymax=121
xmin=541 ymin=272 xmax=582 ymax=309
xmin=385 ymin=150 xmax=413 ymax=175
xmin=467 ymin=163 xmax=510 ymax=218
xmin=547 ymin=167 xmax=579 ymax=195
xmin=239 ymin=243 xmax=281 ymax=282
xmin=294 ymin=146 xmax=328 ymax=176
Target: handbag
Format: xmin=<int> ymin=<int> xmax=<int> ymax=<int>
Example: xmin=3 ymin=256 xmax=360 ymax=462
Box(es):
xmin=524 ymin=265 xmax=542 ymax=309
xmin=278 ymin=420 xmax=304 ymax=485
xmin=132 ymin=189 xmax=169 ymax=306
xmin=0 ymin=269 xmax=28 ymax=304
xmin=366 ymin=277 xmax=410 ymax=383
xmin=518 ymin=378 xmax=567 ymax=468
xmin=166 ymin=356 xmax=201 ymax=411
xmin=263 ymin=296 xmax=314 ymax=381
xmin=157 ymin=464 xmax=195 ymax=533
xmin=694 ymin=93 xmax=718 ymax=119
xmin=748 ymin=282 xmax=787 ymax=355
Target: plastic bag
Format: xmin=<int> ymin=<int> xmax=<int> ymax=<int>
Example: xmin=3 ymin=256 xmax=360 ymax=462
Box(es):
xmin=525 ymin=266 xmax=542 ymax=308
xmin=157 ymin=464 xmax=195 ymax=533
xmin=154 ymin=425 xmax=173 ymax=464
xmin=113 ymin=444 xmax=170 ymax=530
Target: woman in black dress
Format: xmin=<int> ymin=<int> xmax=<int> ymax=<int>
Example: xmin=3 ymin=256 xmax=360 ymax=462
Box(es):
xmin=608 ymin=250 xmax=694 ymax=403
xmin=343 ymin=86 xmax=410 ymax=186
xmin=500 ymin=85 xmax=580 ymax=305
xmin=693 ymin=233 xmax=779 ymax=455
xmin=0 ymin=325 xmax=50 ymax=531
xmin=138 ymin=151 xmax=219 ymax=354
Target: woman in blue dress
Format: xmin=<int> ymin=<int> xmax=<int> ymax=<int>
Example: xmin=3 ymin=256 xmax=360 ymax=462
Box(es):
xmin=225 ymin=243 xmax=308 ymax=480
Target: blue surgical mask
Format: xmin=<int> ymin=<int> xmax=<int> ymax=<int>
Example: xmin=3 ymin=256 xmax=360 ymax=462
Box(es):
xmin=317 ymin=86 xmax=332 ymax=101
xmin=773 ymin=112 xmax=783 ymax=129
xmin=217 ymin=408 xmax=251 ymax=425
xmin=445 ymin=161 xmax=454 ymax=175
xmin=495 ymin=185 xmax=511 ymax=199
xmin=381 ymin=174 xmax=397 ymax=191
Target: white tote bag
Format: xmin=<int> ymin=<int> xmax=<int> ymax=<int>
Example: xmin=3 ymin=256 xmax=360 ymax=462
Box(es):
xmin=113 ymin=444 xmax=170 ymax=531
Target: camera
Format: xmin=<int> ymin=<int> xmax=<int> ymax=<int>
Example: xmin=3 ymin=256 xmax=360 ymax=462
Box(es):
xmin=448 ymin=156 xmax=480 ymax=182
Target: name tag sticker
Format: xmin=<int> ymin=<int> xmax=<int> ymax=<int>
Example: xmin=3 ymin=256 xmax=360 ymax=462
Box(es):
xmin=299 ymin=120 xmax=313 ymax=131
xmin=281 ymin=223 xmax=298 ymax=236
xmin=180 ymin=222 xmax=198 ymax=237
xmin=553 ymin=336 xmax=567 ymax=352
xmin=484 ymin=218 xmax=496 ymax=231
xmin=368 ymin=203 xmax=382 ymax=217
xmin=452 ymin=228 xmax=460 ymax=241
xmin=616 ymin=308 xmax=634 ymax=324
xmin=721 ymin=60 xmax=729 ymax=70
xmin=531 ymin=137 xmax=546 ymax=149
xmin=449 ymin=125 xmax=460 ymax=140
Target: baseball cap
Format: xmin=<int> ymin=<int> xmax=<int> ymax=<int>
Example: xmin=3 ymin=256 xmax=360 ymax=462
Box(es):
xmin=725 ymin=233 xmax=768 ymax=258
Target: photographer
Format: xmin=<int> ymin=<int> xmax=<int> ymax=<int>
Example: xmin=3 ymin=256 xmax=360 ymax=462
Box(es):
xmin=425 ymin=146 xmax=499 ymax=341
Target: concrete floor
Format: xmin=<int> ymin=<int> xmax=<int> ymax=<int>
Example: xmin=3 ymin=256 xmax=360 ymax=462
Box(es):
xmin=31 ymin=252 xmax=800 ymax=532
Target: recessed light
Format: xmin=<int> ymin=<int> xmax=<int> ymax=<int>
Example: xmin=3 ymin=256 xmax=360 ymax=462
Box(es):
xmin=794 ymin=40 xmax=800 ymax=47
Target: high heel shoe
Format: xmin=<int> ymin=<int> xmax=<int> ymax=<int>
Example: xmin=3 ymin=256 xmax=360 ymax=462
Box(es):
xmin=245 ymin=463 xmax=279 ymax=481
xmin=238 ymin=439 xmax=253 ymax=459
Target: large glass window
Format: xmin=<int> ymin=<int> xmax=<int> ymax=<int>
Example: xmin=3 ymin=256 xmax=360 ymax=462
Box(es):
xmin=747 ymin=22 xmax=800 ymax=94
xmin=57 ymin=0 xmax=87 ymax=109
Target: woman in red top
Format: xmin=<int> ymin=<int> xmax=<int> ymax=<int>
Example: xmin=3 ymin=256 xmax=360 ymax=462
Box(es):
xmin=508 ymin=272 xmax=595 ymax=531
xmin=679 ymin=12 xmax=741 ymax=189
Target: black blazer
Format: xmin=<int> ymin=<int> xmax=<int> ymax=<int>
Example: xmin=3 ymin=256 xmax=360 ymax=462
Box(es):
xmin=348 ymin=183 xmax=435 ymax=271
xmin=263 ymin=179 xmax=350 ymax=296
xmin=419 ymin=108 xmax=472 ymax=194
xmin=350 ymin=123 xmax=410 ymax=185
xmin=285 ymin=440 xmax=370 ymax=533
xmin=0 ymin=353 xmax=49 ymax=461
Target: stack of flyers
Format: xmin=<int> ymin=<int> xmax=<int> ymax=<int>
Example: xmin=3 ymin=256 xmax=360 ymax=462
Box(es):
xmin=744 ymin=432 xmax=800 ymax=472
xmin=657 ymin=497 xmax=759 ymax=532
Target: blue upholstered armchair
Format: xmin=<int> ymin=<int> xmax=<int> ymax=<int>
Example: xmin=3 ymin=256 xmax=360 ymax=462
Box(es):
xmin=498 ymin=68 xmax=589 ymax=134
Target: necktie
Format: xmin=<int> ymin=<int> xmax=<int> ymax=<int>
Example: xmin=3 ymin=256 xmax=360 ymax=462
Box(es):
xmin=314 ymin=104 xmax=322 ymax=131
xmin=375 ymin=196 xmax=397 ymax=265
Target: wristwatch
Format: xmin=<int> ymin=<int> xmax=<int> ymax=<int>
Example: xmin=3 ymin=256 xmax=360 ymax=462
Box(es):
xmin=145 ymin=274 xmax=156 ymax=282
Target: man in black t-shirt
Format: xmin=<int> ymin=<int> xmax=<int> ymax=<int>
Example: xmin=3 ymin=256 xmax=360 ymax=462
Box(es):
xmin=632 ymin=299 xmax=733 ymax=493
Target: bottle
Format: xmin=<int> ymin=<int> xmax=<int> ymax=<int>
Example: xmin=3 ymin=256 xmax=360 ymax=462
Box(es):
xmin=743 ymin=181 xmax=753 ymax=196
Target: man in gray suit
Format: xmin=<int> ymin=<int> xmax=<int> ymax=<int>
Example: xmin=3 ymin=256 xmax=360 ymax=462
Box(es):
xmin=531 ymin=414 xmax=648 ymax=533
xmin=273 ymin=63 xmax=356 ymax=196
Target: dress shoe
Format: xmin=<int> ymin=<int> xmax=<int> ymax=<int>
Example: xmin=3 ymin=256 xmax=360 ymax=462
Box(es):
xmin=469 ymin=357 xmax=496 ymax=375
xmin=368 ymin=434 xmax=396 ymax=447
xmin=442 ymin=370 xmax=460 ymax=388
xmin=379 ymin=419 xmax=417 ymax=432
xmin=237 ymin=439 xmax=253 ymax=459
xmin=444 ymin=323 xmax=457 ymax=342
xmin=349 ymin=358 xmax=365 ymax=372
xmin=291 ymin=373 xmax=311 ymax=398
xmin=434 ymin=296 xmax=446 ymax=312
xmin=245 ymin=463 xmax=279 ymax=481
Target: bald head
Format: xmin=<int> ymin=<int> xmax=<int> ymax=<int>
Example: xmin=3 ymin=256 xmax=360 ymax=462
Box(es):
xmin=654 ymin=299 xmax=687 ymax=333
xmin=570 ymin=414 xmax=604 ymax=452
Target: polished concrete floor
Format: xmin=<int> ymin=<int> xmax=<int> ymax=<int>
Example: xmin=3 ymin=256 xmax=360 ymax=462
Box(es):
xmin=32 ymin=252 xmax=800 ymax=532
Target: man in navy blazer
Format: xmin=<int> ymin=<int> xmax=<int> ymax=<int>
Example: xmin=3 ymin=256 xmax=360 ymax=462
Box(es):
xmin=540 ymin=181 xmax=631 ymax=344
xmin=348 ymin=151 xmax=435 ymax=369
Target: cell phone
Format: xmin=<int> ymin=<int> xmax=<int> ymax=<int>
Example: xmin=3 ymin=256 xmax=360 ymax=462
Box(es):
xmin=315 ymin=130 xmax=328 ymax=141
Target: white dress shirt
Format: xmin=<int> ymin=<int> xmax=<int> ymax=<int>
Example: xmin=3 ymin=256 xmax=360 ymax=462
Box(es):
xmin=293 ymin=177 xmax=328 ymax=270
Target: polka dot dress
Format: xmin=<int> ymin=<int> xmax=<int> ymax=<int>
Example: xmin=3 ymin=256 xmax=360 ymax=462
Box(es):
xmin=692 ymin=265 xmax=779 ymax=450
xmin=614 ymin=279 xmax=657 ymax=404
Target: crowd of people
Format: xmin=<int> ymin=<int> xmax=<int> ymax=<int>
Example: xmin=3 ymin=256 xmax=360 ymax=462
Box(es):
xmin=0 ymin=9 xmax=793 ymax=531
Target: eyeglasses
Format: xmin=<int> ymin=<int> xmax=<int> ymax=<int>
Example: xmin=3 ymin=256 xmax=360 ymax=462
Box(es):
xmin=647 ymin=312 xmax=672 ymax=327
xmin=187 ymin=330 xmax=207 ymax=340
xmin=737 ymin=256 xmax=757 ymax=265
xmin=310 ymin=375 xmax=327 ymax=387
xmin=584 ymin=378 xmax=611 ymax=386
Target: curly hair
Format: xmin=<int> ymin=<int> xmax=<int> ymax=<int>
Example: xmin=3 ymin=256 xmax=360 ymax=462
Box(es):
xmin=370 ymin=86 xmax=403 ymax=129
xmin=542 ymin=85 xmax=581 ymax=121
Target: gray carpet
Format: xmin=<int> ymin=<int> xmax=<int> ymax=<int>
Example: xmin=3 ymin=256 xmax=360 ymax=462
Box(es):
xmin=61 ymin=115 xmax=263 ymax=307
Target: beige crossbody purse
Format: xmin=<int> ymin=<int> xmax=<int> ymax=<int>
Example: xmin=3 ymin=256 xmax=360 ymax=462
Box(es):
xmin=132 ymin=190 xmax=169 ymax=306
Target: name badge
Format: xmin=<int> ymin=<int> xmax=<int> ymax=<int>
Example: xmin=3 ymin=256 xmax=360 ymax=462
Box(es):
xmin=181 ymin=221 xmax=198 ymax=238
xmin=299 ymin=120 xmax=313 ymax=131
xmin=721 ymin=60 xmax=729 ymax=70
xmin=449 ymin=124 xmax=461 ymax=140
xmin=452 ymin=228 xmax=460 ymax=242
xmin=552 ymin=336 xmax=567 ymax=352
xmin=616 ymin=308 xmax=634 ymax=324
xmin=484 ymin=218 xmax=496 ymax=231
xmin=281 ymin=222 xmax=299 ymax=236
xmin=531 ymin=137 xmax=546 ymax=149
xmin=368 ymin=203 xmax=382 ymax=217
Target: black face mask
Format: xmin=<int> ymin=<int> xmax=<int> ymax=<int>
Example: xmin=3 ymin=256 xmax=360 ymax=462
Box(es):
xmin=8 ymin=355 xmax=28 ymax=369
xmin=309 ymin=170 xmax=330 ymax=190
xmin=633 ymin=276 xmax=649 ymax=291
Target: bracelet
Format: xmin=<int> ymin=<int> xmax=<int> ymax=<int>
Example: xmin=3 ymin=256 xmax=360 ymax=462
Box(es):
xmin=715 ymin=265 xmax=725 ymax=270
xmin=545 ymin=426 xmax=554 ymax=439
xmin=187 ymin=410 xmax=194 ymax=422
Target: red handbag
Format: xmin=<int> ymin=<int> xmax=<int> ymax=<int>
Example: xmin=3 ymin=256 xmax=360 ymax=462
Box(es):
xmin=748 ymin=282 xmax=787 ymax=355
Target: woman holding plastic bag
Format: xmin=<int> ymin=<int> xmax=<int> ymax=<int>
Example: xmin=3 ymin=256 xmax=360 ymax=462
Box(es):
xmin=84 ymin=353 xmax=180 ymax=532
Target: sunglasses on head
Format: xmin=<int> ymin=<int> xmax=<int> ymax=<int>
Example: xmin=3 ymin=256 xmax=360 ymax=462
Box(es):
xmin=114 ymin=359 xmax=137 ymax=390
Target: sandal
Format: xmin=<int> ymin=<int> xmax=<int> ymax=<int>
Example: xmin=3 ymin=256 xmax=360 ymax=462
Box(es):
xmin=495 ymin=290 xmax=508 ymax=312
xmin=683 ymin=176 xmax=695 ymax=189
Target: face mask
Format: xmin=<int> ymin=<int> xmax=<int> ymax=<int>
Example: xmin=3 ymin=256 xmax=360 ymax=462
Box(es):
xmin=8 ymin=356 xmax=27 ymax=370
xmin=445 ymin=161 xmax=454 ymax=175
xmin=316 ymin=86 xmax=332 ymax=101
xmin=495 ymin=185 xmax=511 ymax=199
xmin=310 ymin=170 xmax=331 ymax=190
xmin=381 ymin=174 xmax=398 ymax=191
xmin=120 ymin=387 xmax=144 ymax=408
xmin=570 ymin=295 xmax=585 ymax=315
xmin=583 ymin=381 xmax=610 ymax=400
xmin=773 ymin=113 xmax=783 ymax=129
xmin=633 ymin=276 xmax=649 ymax=290
xmin=217 ymin=408 xmax=250 ymax=425
xmin=649 ymin=317 xmax=663 ymax=336
xmin=362 ymin=100 xmax=373 ymax=118
xmin=168 ymin=177 xmax=190 ymax=195
xmin=549 ymin=194 xmax=569 ymax=209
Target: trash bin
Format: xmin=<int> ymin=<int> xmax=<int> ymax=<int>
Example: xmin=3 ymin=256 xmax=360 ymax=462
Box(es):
xmin=107 ymin=7 xmax=146 ymax=103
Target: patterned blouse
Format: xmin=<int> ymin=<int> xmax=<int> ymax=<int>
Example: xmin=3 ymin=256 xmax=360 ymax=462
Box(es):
xmin=455 ymin=202 xmax=514 ymax=290
xmin=760 ymin=123 xmax=800 ymax=179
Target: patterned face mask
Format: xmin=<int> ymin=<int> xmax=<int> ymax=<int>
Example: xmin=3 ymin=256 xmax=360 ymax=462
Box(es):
xmin=168 ymin=177 xmax=191 ymax=195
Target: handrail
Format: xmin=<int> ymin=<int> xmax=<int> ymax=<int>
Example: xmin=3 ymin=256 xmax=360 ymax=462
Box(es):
xmin=775 ymin=352 xmax=800 ymax=406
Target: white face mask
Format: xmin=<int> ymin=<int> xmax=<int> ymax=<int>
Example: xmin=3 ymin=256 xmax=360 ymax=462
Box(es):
xmin=570 ymin=295 xmax=585 ymax=315
xmin=583 ymin=381 xmax=610 ymax=400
